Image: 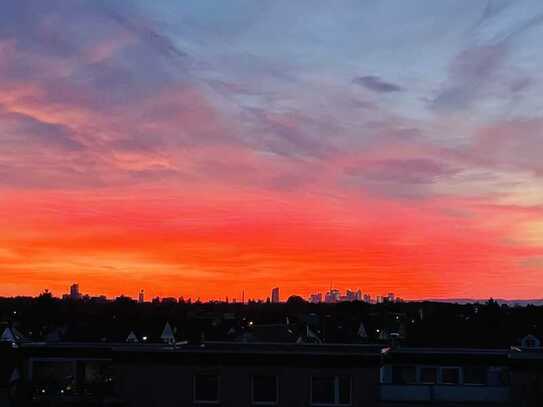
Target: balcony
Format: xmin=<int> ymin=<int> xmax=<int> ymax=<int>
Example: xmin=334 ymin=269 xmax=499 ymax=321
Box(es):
xmin=379 ymin=384 xmax=511 ymax=403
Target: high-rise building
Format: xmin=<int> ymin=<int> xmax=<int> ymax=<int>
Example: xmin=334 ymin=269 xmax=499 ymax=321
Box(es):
xmin=387 ymin=293 xmax=395 ymax=302
xmin=355 ymin=289 xmax=362 ymax=301
xmin=138 ymin=290 xmax=145 ymax=304
xmin=345 ymin=289 xmax=362 ymax=302
xmin=325 ymin=289 xmax=341 ymax=303
xmin=309 ymin=293 xmax=322 ymax=303
xmin=70 ymin=283 xmax=81 ymax=300
xmin=271 ymin=287 xmax=280 ymax=303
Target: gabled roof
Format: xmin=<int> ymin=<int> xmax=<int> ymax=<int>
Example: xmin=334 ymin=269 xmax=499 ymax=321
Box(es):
xmin=161 ymin=322 xmax=175 ymax=343
xmin=1 ymin=327 xmax=23 ymax=343
xmin=126 ymin=331 xmax=139 ymax=343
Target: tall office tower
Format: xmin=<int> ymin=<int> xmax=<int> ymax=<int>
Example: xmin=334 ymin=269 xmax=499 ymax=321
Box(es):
xmin=70 ymin=283 xmax=81 ymax=300
xmin=138 ymin=290 xmax=145 ymax=304
xmin=325 ymin=289 xmax=341 ymax=303
xmin=271 ymin=287 xmax=280 ymax=303
xmin=355 ymin=290 xmax=362 ymax=301
xmin=309 ymin=293 xmax=323 ymax=303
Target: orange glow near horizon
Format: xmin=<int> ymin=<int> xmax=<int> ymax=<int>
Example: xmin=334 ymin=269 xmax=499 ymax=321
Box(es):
xmin=1 ymin=185 xmax=542 ymax=301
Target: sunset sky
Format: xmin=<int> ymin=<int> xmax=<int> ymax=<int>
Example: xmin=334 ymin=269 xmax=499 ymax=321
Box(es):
xmin=1 ymin=0 xmax=543 ymax=300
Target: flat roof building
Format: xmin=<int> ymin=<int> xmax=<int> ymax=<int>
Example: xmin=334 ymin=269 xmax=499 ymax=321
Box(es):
xmin=7 ymin=341 xmax=543 ymax=406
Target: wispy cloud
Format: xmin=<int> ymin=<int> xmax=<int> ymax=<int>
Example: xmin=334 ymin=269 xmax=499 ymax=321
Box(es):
xmin=353 ymin=75 xmax=403 ymax=93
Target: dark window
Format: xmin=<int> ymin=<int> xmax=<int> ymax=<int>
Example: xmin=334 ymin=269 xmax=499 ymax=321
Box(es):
xmin=311 ymin=376 xmax=351 ymax=405
xmin=463 ymin=367 xmax=487 ymax=385
xmin=312 ymin=377 xmax=335 ymax=404
xmin=380 ymin=366 xmax=393 ymax=384
xmin=337 ymin=376 xmax=350 ymax=404
xmin=488 ymin=367 xmax=510 ymax=386
xmin=194 ymin=374 xmax=219 ymax=403
xmin=392 ymin=366 xmax=417 ymax=384
xmin=80 ymin=360 xmax=115 ymax=395
xmin=420 ymin=367 xmax=437 ymax=384
xmin=252 ymin=376 xmax=278 ymax=404
xmin=32 ymin=361 xmax=75 ymax=395
xmin=441 ymin=368 xmax=460 ymax=385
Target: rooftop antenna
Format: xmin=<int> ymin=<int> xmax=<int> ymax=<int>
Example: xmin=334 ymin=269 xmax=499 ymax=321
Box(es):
xmin=242 ymin=290 xmax=245 ymax=304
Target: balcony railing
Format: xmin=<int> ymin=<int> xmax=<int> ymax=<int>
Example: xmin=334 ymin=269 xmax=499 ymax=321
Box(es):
xmin=379 ymin=384 xmax=511 ymax=403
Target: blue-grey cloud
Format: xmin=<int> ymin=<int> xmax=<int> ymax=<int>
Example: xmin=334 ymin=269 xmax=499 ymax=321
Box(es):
xmin=0 ymin=109 xmax=83 ymax=151
xmin=353 ymin=76 xmax=403 ymax=93
xmin=429 ymin=44 xmax=507 ymax=112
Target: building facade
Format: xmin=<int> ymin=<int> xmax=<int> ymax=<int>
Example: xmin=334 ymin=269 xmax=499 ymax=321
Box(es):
xmin=7 ymin=342 xmax=543 ymax=406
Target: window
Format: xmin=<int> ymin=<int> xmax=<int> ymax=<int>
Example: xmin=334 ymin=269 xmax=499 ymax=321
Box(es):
xmin=392 ymin=366 xmax=417 ymax=384
xmin=32 ymin=361 xmax=75 ymax=396
xmin=488 ymin=366 xmax=510 ymax=386
xmin=311 ymin=376 xmax=351 ymax=406
xmin=420 ymin=367 xmax=437 ymax=384
xmin=441 ymin=367 xmax=460 ymax=385
xmin=252 ymin=375 xmax=278 ymax=404
xmin=194 ymin=374 xmax=219 ymax=403
xmin=80 ymin=361 xmax=115 ymax=395
xmin=463 ymin=367 xmax=487 ymax=385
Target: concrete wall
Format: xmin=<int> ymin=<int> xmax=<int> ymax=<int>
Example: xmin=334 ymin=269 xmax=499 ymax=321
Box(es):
xmin=116 ymin=364 xmax=380 ymax=407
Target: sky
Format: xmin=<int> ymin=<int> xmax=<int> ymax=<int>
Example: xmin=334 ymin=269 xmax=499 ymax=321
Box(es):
xmin=1 ymin=0 xmax=543 ymax=301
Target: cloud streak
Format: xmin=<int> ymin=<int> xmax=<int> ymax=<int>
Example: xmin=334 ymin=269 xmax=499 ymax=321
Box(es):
xmin=353 ymin=75 xmax=403 ymax=93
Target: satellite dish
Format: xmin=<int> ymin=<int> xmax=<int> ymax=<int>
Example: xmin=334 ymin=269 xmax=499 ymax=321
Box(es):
xmin=521 ymin=334 xmax=541 ymax=348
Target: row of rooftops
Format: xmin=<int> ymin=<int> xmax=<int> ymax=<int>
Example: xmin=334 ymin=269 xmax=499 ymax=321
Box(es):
xmin=14 ymin=340 xmax=543 ymax=361
xmin=5 ymin=324 xmax=543 ymax=369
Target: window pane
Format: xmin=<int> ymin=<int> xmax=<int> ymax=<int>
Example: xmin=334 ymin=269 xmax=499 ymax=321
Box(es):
xmin=33 ymin=361 xmax=75 ymax=394
xmin=82 ymin=361 xmax=115 ymax=395
xmin=380 ymin=366 xmax=393 ymax=384
xmin=420 ymin=367 xmax=437 ymax=384
xmin=338 ymin=376 xmax=351 ymax=404
xmin=488 ymin=367 xmax=510 ymax=386
xmin=253 ymin=376 xmax=277 ymax=403
xmin=463 ymin=367 xmax=486 ymax=385
xmin=392 ymin=366 xmax=417 ymax=384
xmin=442 ymin=368 xmax=459 ymax=384
xmin=312 ymin=377 xmax=334 ymax=404
xmin=194 ymin=374 xmax=219 ymax=402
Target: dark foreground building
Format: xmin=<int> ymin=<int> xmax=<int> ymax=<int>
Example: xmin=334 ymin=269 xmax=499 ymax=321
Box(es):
xmin=4 ymin=341 xmax=543 ymax=406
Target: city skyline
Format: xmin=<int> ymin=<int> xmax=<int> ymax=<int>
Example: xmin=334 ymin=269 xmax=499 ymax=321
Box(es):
xmin=11 ymin=282 xmax=405 ymax=304
xmin=1 ymin=1 xmax=543 ymax=300
xmin=19 ymin=281 xmax=534 ymax=305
